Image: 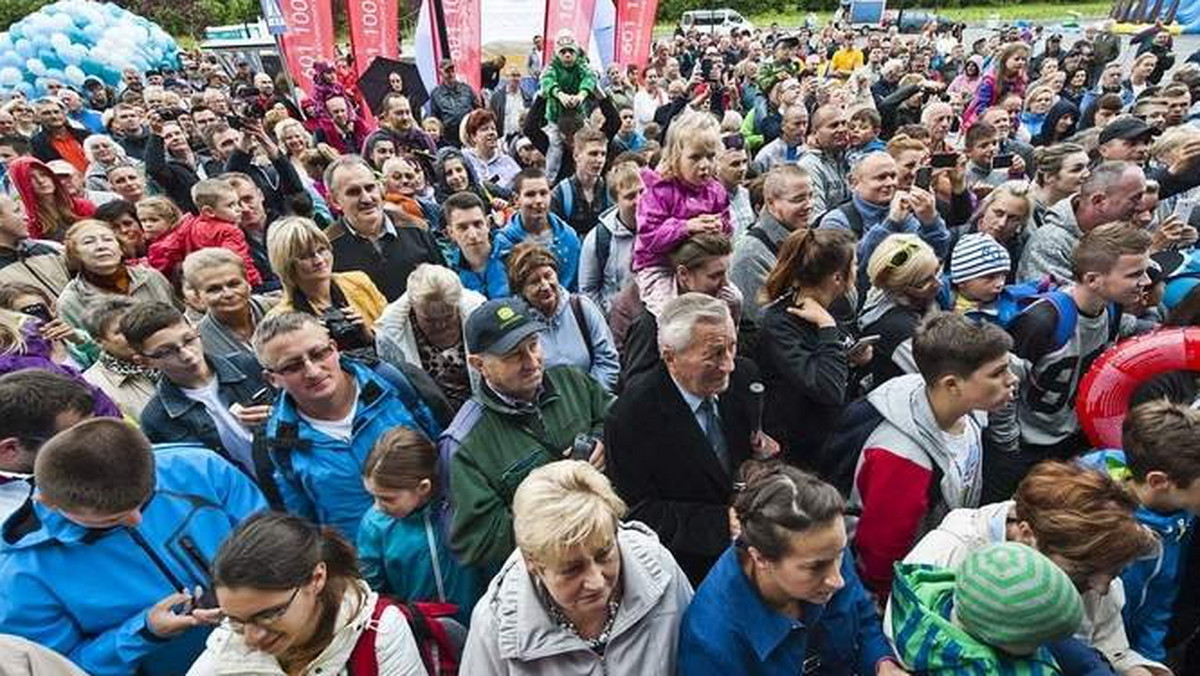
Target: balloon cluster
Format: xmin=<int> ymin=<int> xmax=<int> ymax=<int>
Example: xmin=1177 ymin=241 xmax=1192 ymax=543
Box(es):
xmin=0 ymin=0 xmax=180 ymax=97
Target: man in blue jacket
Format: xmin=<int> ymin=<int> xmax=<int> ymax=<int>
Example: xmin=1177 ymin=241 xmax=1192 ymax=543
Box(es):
xmin=492 ymin=168 xmax=582 ymax=291
xmin=0 ymin=418 xmax=266 ymax=676
xmin=255 ymin=312 xmax=448 ymax=540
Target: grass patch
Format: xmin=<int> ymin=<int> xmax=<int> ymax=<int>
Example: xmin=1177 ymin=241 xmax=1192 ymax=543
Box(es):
xmin=655 ymin=1 xmax=1112 ymax=33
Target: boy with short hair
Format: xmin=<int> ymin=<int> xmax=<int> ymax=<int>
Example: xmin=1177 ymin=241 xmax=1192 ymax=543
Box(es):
xmin=1006 ymin=224 xmax=1152 ymax=488
xmin=964 ymin=121 xmax=1008 ymax=189
xmin=1081 ymin=399 xmax=1200 ymax=663
xmin=848 ymin=107 xmax=885 ymax=162
xmin=849 ymin=312 xmax=1017 ymax=596
xmin=147 ymin=177 xmax=262 ymax=286
xmin=580 ymin=161 xmax=643 ymax=314
xmin=0 ymin=418 xmax=266 ymax=675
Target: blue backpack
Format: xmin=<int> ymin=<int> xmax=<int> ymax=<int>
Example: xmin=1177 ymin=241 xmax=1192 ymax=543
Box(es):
xmin=939 ymin=275 xmax=1120 ymax=353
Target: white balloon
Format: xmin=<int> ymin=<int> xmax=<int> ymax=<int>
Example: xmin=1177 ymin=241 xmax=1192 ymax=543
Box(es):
xmin=25 ymin=57 xmax=46 ymax=76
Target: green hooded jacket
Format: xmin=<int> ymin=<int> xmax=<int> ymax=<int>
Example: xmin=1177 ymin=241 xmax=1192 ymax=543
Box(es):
xmin=539 ymin=46 xmax=597 ymax=123
xmin=890 ymin=563 xmax=1065 ymax=676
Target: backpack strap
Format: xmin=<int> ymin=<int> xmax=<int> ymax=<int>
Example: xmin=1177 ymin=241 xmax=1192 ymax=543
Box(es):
xmin=745 ymin=225 xmax=779 ymax=256
xmin=594 ymin=224 xmax=613 ymax=279
xmin=569 ymin=294 xmax=595 ymax=363
xmin=559 ymin=178 xmax=575 ymax=219
xmin=1043 ymin=290 xmax=1079 ymax=353
xmin=839 ymin=201 xmax=865 ymax=238
xmin=347 ymin=595 xmax=396 ymax=676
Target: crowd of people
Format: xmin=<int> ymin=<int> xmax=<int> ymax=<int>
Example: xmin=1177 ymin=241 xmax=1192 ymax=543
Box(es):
xmin=2 ymin=12 xmax=1200 ymax=676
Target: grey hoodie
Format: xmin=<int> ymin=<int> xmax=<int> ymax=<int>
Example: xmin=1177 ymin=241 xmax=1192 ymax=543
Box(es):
xmin=461 ymin=521 xmax=694 ymax=675
xmin=1017 ymin=195 xmax=1082 ymax=282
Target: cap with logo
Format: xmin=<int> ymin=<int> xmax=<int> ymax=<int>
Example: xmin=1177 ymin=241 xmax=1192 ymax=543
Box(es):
xmin=465 ymin=299 xmax=544 ymax=355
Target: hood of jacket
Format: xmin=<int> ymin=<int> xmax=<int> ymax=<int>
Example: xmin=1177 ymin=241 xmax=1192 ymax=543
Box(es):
xmin=866 ymin=373 xmax=986 ymax=509
xmin=1079 ymin=450 xmax=1190 ymax=542
xmin=597 ymin=204 xmax=635 ymax=239
xmin=479 ymin=521 xmax=678 ymax=662
xmin=890 ymin=563 xmax=1062 ymax=673
xmin=1043 ymin=194 xmax=1084 ymax=241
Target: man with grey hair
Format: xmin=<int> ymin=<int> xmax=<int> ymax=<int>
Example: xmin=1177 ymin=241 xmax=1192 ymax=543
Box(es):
xmin=606 ymin=292 xmax=777 ymax=584
xmin=30 ymin=97 xmax=88 ymax=170
xmin=323 ymin=154 xmax=444 ymax=300
xmin=1018 ymin=160 xmax=1146 ymax=281
xmin=731 ymin=165 xmax=813 ymax=329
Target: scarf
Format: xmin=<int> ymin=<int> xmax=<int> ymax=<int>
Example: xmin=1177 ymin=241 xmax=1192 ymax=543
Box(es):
xmin=99 ymin=351 xmax=158 ymax=380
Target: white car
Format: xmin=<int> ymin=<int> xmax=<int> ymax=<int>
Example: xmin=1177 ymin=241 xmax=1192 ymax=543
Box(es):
xmin=680 ymin=9 xmax=754 ymax=35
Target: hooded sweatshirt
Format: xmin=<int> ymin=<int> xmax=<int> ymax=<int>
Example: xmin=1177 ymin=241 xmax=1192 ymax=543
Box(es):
xmin=889 ymin=563 xmax=1066 ymax=675
xmin=6 ymin=156 xmax=96 ymax=241
xmin=849 ymin=373 xmax=987 ymax=596
xmin=1018 ymin=195 xmax=1082 ymax=282
xmin=539 ymin=44 xmax=597 ymax=123
xmin=146 ymin=212 xmax=263 ymax=287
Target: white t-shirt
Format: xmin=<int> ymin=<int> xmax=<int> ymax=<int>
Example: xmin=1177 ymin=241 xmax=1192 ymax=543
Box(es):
xmin=941 ymin=417 xmax=983 ymax=496
xmin=180 ymin=378 xmax=255 ymax=474
xmin=298 ymin=382 xmax=359 ymax=442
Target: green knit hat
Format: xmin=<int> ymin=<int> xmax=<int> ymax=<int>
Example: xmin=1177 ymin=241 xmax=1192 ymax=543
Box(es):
xmin=953 ymin=543 xmax=1084 ymax=655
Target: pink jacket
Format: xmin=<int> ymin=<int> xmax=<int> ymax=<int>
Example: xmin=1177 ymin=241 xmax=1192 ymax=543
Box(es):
xmin=632 ymin=169 xmax=731 ymax=271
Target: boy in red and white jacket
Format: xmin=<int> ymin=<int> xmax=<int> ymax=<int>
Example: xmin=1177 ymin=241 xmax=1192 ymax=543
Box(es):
xmin=148 ymin=178 xmax=262 ymax=286
xmin=848 ymin=312 xmax=1017 ymax=598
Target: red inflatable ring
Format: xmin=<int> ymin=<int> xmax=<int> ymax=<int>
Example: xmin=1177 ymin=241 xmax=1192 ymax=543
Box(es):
xmin=1077 ymin=327 xmax=1200 ymax=449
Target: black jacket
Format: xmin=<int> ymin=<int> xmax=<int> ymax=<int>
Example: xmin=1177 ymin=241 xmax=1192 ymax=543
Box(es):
xmin=144 ymin=133 xmax=201 ymax=213
xmin=617 ymin=306 xmax=659 ymax=392
xmin=605 ymin=359 xmax=758 ymax=585
xmin=30 ymin=126 xmax=89 ymax=165
xmin=757 ymin=299 xmax=853 ymax=467
xmin=324 ymin=214 xmax=446 ymax=301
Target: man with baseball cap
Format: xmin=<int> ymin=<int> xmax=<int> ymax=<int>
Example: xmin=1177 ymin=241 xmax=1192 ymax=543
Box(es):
xmin=429 ymin=58 xmax=480 ymax=146
xmin=441 ymin=298 xmax=613 ymax=567
xmin=1097 ymin=115 xmax=1155 ymax=165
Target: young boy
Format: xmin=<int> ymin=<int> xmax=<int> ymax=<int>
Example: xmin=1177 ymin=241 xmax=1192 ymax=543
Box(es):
xmin=963 ymin=121 xmax=1023 ymax=192
xmin=148 ymin=178 xmax=262 ymax=285
xmin=580 ymin=161 xmax=643 ymax=314
xmin=540 ymin=29 xmax=597 ymax=126
xmin=945 ymin=233 xmax=1011 ymax=319
xmin=847 ymin=106 xmax=885 ymax=164
xmin=890 ymin=543 xmax=1084 ymax=673
xmin=1081 ymin=399 xmax=1200 ymax=664
xmin=849 ymin=312 xmax=1017 ymax=596
xmin=1008 ymin=224 xmax=1151 ymax=485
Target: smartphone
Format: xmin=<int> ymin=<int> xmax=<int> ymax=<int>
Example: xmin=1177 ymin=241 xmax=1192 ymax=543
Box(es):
xmin=19 ymin=303 xmax=52 ymax=324
xmin=849 ymin=334 xmax=881 ymax=353
xmin=992 ymin=154 xmax=1014 ymax=170
xmin=1175 ymin=197 xmax=1198 ymax=224
xmin=915 ymin=166 xmax=933 ymax=190
xmin=931 ymin=152 xmax=959 ymax=169
xmin=243 ymin=387 xmax=274 ymax=407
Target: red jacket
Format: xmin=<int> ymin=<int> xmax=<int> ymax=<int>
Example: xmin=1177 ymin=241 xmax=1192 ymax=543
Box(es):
xmin=147 ymin=213 xmax=263 ymax=286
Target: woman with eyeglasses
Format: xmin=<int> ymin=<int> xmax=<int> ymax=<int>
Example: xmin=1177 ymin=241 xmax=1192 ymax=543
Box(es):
xmin=55 ymin=219 xmax=177 ymax=330
xmin=756 ymin=227 xmax=866 ymax=466
xmin=894 ymin=461 xmax=1159 ymax=675
xmin=187 ymin=512 xmax=429 ymax=676
xmin=858 ymin=234 xmax=941 ymax=387
xmin=266 ymin=216 xmax=386 ymax=357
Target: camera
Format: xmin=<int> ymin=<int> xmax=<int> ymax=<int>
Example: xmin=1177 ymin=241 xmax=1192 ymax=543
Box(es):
xmin=571 ymin=433 xmax=600 ymax=460
xmin=321 ymin=307 xmax=372 ymax=352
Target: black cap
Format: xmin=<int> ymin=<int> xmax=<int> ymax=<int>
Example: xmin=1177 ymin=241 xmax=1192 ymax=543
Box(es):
xmin=465 ymin=299 xmax=543 ymax=356
xmin=1098 ymin=115 xmax=1155 ymax=144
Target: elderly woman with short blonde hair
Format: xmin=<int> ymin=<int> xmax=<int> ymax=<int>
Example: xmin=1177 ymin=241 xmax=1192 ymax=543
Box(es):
xmin=374 ymin=263 xmax=485 ymax=411
xmin=461 ymin=460 xmax=694 ymax=674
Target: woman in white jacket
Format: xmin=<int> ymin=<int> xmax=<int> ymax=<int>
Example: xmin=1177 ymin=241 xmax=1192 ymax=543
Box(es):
xmin=188 ymin=513 xmax=428 ymax=676
xmin=886 ymin=461 xmax=1166 ymax=676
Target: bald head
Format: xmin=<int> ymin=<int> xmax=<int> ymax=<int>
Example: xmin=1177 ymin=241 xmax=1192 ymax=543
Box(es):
xmin=851 ymin=152 xmax=898 ymax=204
xmin=810 ymin=104 xmax=849 ymax=151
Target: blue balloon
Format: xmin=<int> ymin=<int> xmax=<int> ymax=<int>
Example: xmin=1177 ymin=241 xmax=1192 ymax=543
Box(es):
xmin=15 ymin=39 xmax=34 ymax=58
xmin=0 ymin=67 xmax=22 ymax=87
xmin=25 ymin=58 xmax=46 ymax=77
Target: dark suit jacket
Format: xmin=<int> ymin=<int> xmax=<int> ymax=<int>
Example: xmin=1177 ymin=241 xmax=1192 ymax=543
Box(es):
xmin=605 ymin=358 xmax=759 ymax=585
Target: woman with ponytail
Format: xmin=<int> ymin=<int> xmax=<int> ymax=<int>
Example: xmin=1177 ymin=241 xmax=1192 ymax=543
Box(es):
xmin=188 ymin=512 xmax=428 ymax=676
xmin=756 ymin=227 xmax=865 ymax=466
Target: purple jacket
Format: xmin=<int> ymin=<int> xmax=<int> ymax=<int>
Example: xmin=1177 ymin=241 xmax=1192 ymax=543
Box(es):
xmin=633 ymin=170 xmax=732 ymax=271
xmin=0 ymin=323 xmax=121 ymax=418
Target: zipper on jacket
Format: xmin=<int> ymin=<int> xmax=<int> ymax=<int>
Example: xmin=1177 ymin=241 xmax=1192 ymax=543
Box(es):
xmin=424 ymin=512 xmax=446 ymax=602
xmin=127 ymin=527 xmax=187 ymax=591
xmin=179 ymin=535 xmax=212 ymax=580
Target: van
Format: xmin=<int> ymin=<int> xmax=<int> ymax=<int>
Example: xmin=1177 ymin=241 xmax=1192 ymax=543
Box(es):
xmin=680 ymin=9 xmax=754 ymax=35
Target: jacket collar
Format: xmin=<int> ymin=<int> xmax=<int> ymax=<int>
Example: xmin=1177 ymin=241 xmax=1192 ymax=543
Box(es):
xmin=706 ymin=546 xmax=823 ymax=661
xmin=273 ymin=358 xmax=381 ymax=427
xmin=493 ymin=523 xmax=674 ymax=661
xmin=476 ymin=373 xmax=559 ymax=417
xmin=158 ymin=354 xmax=249 ymax=419
xmin=851 ymin=193 xmax=890 ymax=219
xmin=755 ymin=208 xmax=792 ymax=245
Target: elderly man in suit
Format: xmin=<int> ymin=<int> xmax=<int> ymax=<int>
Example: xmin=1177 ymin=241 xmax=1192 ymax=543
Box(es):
xmin=605 ymin=292 xmax=778 ymax=584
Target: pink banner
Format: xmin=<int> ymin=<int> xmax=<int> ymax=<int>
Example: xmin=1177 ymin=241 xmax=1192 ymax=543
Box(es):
xmin=614 ymin=0 xmax=659 ymax=67
xmin=347 ymin=0 xmax=400 ymax=78
xmin=429 ymin=0 xmax=482 ymax=92
xmin=543 ymin=0 xmax=598 ymax=64
xmin=278 ymin=0 xmax=337 ymax=95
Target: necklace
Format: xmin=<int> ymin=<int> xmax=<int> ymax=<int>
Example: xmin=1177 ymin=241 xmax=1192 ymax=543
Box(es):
xmin=547 ymin=595 xmax=621 ymax=654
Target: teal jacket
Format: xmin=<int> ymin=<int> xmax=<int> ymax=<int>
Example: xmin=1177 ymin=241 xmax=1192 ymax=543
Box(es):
xmin=357 ymin=498 xmax=482 ymax=625
xmin=891 ymin=563 xmax=1064 ymax=675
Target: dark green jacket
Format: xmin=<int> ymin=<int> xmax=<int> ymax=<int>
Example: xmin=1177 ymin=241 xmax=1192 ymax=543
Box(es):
xmin=539 ymin=47 xmax=597 ymax=123
xmin=442 ymin=366 xmax=612 ymax=567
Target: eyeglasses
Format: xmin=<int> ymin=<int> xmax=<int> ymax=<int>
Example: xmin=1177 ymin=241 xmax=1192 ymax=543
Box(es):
xmin=142 ymin=333 xmax=202 ymax=361
xmin=268 ymin=342 xmax=336 ymax=376
xmin=225 ymin=587 xmax=301 ymax=633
